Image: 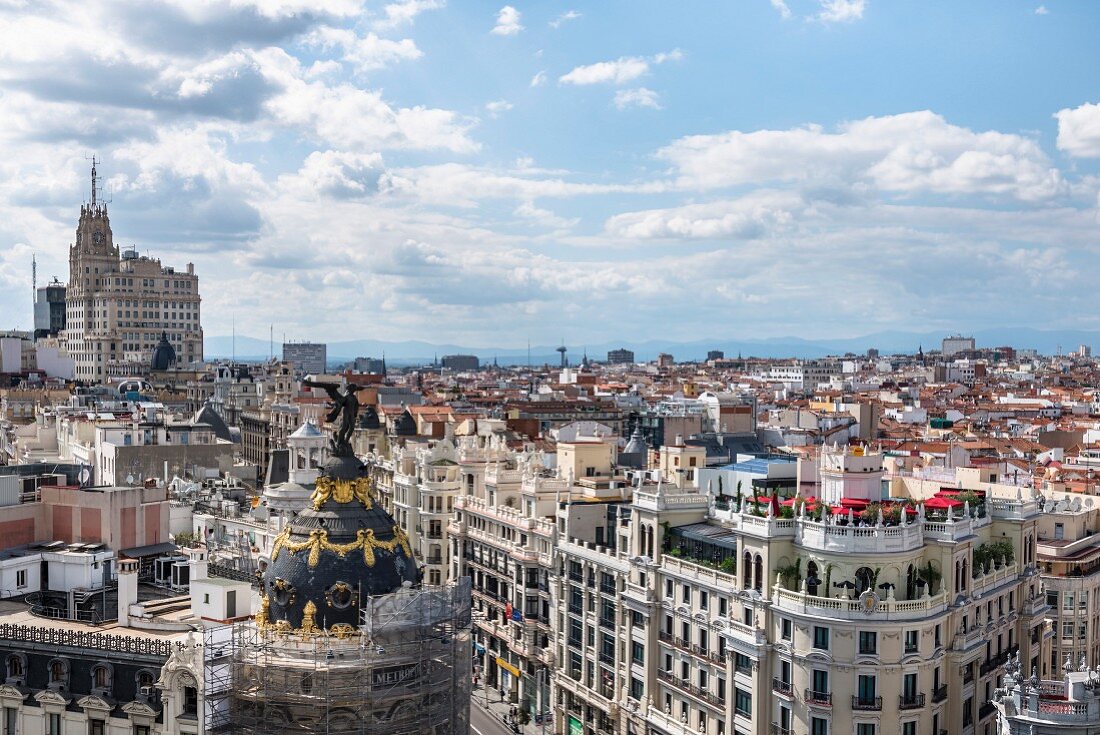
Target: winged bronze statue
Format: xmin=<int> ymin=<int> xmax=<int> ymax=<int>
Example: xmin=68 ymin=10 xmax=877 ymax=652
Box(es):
xmin=303 ymin=377 xmax=363 ymax=456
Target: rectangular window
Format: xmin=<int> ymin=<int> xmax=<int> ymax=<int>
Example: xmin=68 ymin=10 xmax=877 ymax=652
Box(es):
xmin=781 ymin=618 xmax=792 ymax=640
xmin=859 ymin=631 xmax=877 ymax=655
xmin=632 ymin=641 xmax=645 ymax=664
xmin=812 ymin=669 xmax=829 ymax=694
xmin=682 ymin=585 xmax=690 ymax=603
xmin=811 ymin=717 xmax=828 ymax=735
xmin=15 ymin=570 xmax=26 ymax=588
xmin=734 ymin=688 xmax=752 ymax=716
xmin=89 ymin=722 xmax=105 ymax=735
xmin=47 ymin=713 xmax=62 ymax=735
xmin=904 ymin=630 xmax=919 ymax=654
xmin=813 ymin=626 xmax=829 ymax=650
xmin=630 ymin=677 xmax=643 ymax=700
xmin=857 ymin=725 xmax=875 ymax=735
xmin=902 ymin=723 xmax=916 ymax=735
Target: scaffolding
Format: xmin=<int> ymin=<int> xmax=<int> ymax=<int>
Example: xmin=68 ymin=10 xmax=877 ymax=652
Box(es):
xmin=210 ymin=578 xmax=472 ymax=734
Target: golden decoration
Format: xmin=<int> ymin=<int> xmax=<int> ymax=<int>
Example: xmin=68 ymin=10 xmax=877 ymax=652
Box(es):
xmin=329 ymin=624 xmax=357 ymax=639
xmin=310 ymin=477 xmax=374 ymax=510
xmin=271 ymin=526 xmax=413 ymax=568
xmin=299 ymin=601 xmax=320 ymax=635
xmin=255 ymin=595 xmax=270 ymax=632
xmin=273 ymin=620 xmax=293 ymax=634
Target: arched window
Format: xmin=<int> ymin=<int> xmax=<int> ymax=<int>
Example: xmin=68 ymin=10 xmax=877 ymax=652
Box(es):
xmin=92 ymin=664 xmax=111 ymax=690
xmin=6 ymin=654 xmax=23 ymax=679
xmin=136 ymin=669 xmax=156 ymax=694
xmin=806 ymin=561 xmax=819 ymax=596
xmin=48 ymin=658 xmax=68 ymax=686
xmin=753 ymin=555 xmax=763 ymax=592
xmin=742 ymin=552 xmax=752 ymax=589
xmin=961 ymin=560 xmax=968 ymax=589
xmin=855 ymin=567 xmax=874 ymax=594
xmin=906 ymin=564 xmax=916 ymax=600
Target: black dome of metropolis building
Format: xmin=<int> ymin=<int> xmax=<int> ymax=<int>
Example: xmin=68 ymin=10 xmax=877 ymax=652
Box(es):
xmin=262 ymin=453 xmax=419 ymax=633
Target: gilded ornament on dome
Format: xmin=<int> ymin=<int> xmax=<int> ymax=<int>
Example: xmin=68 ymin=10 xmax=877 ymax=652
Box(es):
xmin=271 ymin=526 xmax=412 ymax=568
xmin=255 ymin=595 xmax=271 ymax=632
xmin=310 ymin=476 xmax=373 ymax=510
xmin=299 ymin=600 xmax=320 ymax=635
xmin=329 ymin=623 xmax=357 ymax=639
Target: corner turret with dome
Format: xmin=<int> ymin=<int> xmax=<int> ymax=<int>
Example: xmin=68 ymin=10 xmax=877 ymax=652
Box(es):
xmin=259 ymin=449 xmax=420 ymax=633
xmin=226 ymin=377 xmax=472 ymax=734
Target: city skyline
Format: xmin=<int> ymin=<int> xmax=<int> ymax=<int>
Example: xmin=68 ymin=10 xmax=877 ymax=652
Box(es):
xmin=2 ymin=1 xmax=1099 ymax=345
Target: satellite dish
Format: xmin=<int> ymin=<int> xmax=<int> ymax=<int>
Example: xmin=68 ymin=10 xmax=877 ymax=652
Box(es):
xmin=126 ymin=475 xmax=134 ymax=485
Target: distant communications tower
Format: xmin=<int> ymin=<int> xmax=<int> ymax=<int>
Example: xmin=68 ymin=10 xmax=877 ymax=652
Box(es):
xmin=557 ymin=343 xmax=567 ymax=368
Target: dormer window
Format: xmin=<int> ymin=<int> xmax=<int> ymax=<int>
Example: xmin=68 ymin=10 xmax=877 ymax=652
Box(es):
xmin=48 ymin=658 xmax=68 ymax=688
xmin=92 ymin=664 xmax=112 ymax=692
xmin=6 ymin=654 xmax=24 ymax=681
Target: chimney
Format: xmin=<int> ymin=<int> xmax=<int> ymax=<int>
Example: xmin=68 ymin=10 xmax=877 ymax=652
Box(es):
xmin=187 ymin=545 xmax=208 ymax=581
xmin=116 ymin=558 xmax=139 ymax=627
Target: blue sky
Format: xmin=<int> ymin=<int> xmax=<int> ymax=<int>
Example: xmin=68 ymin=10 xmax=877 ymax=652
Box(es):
xmin=1 ymin=0 xmax=1099 ymax=346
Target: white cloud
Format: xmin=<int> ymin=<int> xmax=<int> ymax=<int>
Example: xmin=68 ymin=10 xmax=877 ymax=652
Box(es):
xmin=515 ymin=200 xmax=579 ymax=229
xmin=659 ymin=111 xmax=1065 ymax=201
xmin=770 ymin=0 xmax=792 ymax=19
xmin=559 ymin=50 xmax=680 ymax=86
xmin=1035 ymin=5 xmax=1049 ymax=14
xmin=485 ymin=99 xmax=513 ymax=117
xmin=817 ymin=0 xmax=866 ymax=23
xmin=491 ymin=5 xmax=523 ymax=35
xmin=1055 ymin=102 xmax=1100 ymax=157
xmin=306 ymin=28 xmax=422 ymax=72
xmin=279 ymin=150 xmax=384 ymax=198
xmin=614 ymin=87 xmax=662 ymax=110
xmin=549 ymin=10 xmax=581 ymax=28
xmin=530 ymin=70 xmax=547 ymax=87
xmin=379 ymin=162 xmax=663 ymax=206
xmin=605 ymin=190 xmax=800 ymax=240
xmin=372 ymin=0 xmax=444 ymax=30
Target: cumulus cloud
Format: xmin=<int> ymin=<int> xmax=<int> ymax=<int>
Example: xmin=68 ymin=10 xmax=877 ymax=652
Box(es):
xmin=550 ymin=10 xmax=581 ymax=28
xmin=491 ymin=5 xmax=523 ymax=35
xmin=485 ymin=99 xmax=513 ymax=117
xmin=306 ymin=28 xmax=422 ymax=72
xmin=659 ymin=111 xmax=1065 ymax=201
xmin=1035 ymin=5 xmax=1049 ymax=14
xmin=559 ymin=49 xmax=681 ymax=86
xmin=530 ymin=70 xmax=547 ymax=87
xmin=770 ymin=0 xmax=792 ymax=19
xmin=817 ymin=0 xmax=866 ymax=23
xmin=372 ymin=0 xmax=444 ymax=30
xmin=605 ymin=191 xmax=800 ymax=240
xmin=515 ymin=200 xmax=579 ymax=229
xmin=614 ymin=88 xmax=662 ymax=110
xmin=1055 ymin=102 xmax=1100 ymax=158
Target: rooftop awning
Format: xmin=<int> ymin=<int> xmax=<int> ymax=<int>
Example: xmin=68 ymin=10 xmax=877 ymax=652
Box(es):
xmin=671 ymin=523 xmax=738 ymax=550
xmin=119 ymin=541 xmax=178 ymax=558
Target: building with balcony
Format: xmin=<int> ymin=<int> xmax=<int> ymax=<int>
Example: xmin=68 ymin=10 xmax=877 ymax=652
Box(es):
xmin=449 ymin=437 xmax=557 ymax=724
xmin=992 ymin=653 xmax=1100 ymax=735
xmin=605 ymin=445 xmax=1050 ymax=735
xmin=1035 ymin=491 xmax=1100 ymax=670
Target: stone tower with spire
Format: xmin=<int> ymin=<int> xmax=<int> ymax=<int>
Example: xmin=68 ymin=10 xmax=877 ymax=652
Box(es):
xmin=62 ymin=159 xmax=203 ymax=382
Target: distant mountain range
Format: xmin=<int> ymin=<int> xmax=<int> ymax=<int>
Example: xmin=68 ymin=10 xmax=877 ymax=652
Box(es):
xmin=204 ymin=327 xmax=1100 ymax=366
